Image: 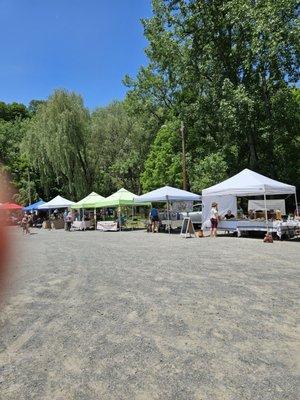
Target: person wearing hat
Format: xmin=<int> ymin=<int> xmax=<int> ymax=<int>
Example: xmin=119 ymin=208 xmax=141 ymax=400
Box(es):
xmin=210 ymin=202 xmax=219 ymax=238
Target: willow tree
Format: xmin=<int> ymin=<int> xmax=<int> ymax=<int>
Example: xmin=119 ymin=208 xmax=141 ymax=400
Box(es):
xmin=22 ymin=90 xmax=92 ymax=200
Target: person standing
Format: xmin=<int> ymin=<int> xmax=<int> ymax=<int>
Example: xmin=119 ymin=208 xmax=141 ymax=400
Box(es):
xmin=21 ymin=214 xmax=30 ymax=235
xmin=65 ymin=210 xmax=74 ymax=231
xmin=63 ymin=209 xmax=68 ymax=230
xmin=150 ymin=206 xmax=159 ymax=233
xmin=210 ymin=202 xmax=219 ymax=238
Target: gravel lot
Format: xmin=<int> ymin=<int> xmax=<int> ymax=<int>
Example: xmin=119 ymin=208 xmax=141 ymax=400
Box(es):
xmin=0 ymin=228 xmax=299 ymax=400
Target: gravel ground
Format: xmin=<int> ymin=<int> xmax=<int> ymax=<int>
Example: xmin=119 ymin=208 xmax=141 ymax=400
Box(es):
xmin=0 ymin=228 xmax=299 ymax=400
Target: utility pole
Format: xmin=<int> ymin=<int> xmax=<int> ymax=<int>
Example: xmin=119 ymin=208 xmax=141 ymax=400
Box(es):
xmin=180 ymin=121 xmax=187 ymax=190
xmin=27 ymin=168 xmax=32 ymax=205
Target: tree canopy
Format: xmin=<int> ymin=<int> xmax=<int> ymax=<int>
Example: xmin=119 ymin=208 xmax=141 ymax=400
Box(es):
xmin=125 ymin=0 xmax=300 ymax=190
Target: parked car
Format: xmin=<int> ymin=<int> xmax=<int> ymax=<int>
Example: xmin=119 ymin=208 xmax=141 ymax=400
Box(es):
xmin=181 ymin=203 xmax=202 ymax=227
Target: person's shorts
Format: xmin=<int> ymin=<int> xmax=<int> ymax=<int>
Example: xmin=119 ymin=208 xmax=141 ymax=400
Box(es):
xmin=210 ymin=218 xmax=218 ymax=229
xmin=150 ymin=216 xmax=159 ymax=222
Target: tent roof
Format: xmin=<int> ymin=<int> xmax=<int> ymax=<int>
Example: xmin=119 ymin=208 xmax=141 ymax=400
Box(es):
xmin=92 ymin=188 xmax=149 ymax=208
xmin=23 ymin=199 xmax=45 ymax=211
xmin=71 ymin=192 xmax=105 ymax=209
xmin=38 ymin=195 xmax=75 ymax=209
xmin=202 ymin=169 xmax=296 ymax=196
xmin=134 ymin=185 xmax=201 ymax=203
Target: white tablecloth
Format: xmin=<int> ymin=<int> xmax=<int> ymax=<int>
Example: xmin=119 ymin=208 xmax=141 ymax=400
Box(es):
xmin=72 ymin=220 xmax=91 ymax=230
xmin=237 ymin=220 xmax=299 ymax=238
xmin=217 ymin=220 xmax=238 ymax=232
xmin=97 ymin=221 xmax=118 ymax=231
xmin=162 ymin=219 xmax=183 ymax=230
xmin=204 ymin=219 xmax=299 ymax=238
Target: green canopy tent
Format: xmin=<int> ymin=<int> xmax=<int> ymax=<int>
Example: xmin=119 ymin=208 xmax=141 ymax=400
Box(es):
xmin=72 ymin=192 xmax=105 ymax=209
xmin=72 ymin=192 xmax=105 ymax=228
xmin=91 ymin=188 xmax=150 ymax=230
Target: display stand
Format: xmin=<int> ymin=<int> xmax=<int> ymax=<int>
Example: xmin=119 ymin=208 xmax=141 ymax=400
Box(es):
xmin=180 ymin=217 xmax=195 ymax=238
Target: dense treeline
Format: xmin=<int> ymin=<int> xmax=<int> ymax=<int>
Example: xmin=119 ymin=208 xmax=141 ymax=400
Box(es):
xmin=0 ymin=0 xmax=299 ymax=204
xmin=0 ymin=94 xmax=153 ymax=202
xmin=125 ymin=0 xmax=300 ymax=193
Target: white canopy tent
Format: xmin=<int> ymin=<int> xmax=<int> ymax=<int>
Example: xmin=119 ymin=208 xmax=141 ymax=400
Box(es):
xmin=202 ymin=169 xmax=297 ymax=232
xmin=135 ymin=186 xmax=201 ymax=233
xmin=134 ymin=185 xmax=201 ymax=203
xmin=38 ymin=195 xmax=75 ymax=210
xmin=202 ymin=168 xmax=295 ymax=196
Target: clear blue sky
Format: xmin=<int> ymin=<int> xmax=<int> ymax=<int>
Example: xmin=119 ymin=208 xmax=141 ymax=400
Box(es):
xmin=0 ymin=0 xmax=152 ymax=109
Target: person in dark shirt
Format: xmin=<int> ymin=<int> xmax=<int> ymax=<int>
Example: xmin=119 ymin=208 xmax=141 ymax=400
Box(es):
xmin=224 ymin=210 xmax=235 ymax=219
xmin=150 ymin=207 xmax=159 ymax=233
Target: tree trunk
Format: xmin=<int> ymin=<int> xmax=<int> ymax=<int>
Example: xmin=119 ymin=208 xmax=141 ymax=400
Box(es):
xmin=248 ymin=128 xmax=258 ymax=169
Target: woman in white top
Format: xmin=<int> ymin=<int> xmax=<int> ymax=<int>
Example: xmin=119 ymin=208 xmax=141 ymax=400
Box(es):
xmin=210 ymin=202 xmax=219 ymax=238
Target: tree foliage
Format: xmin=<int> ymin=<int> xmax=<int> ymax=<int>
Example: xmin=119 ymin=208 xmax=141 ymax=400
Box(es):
xmin=22 ymin=90 xmax=91 ymax=200
xmin=126 ymin=0 xmax=300 ymax=189
xmin=89 ymin=101 xmax=150 ymax=195
xmin=190 ymin=152 xmax=228 ymax=193
xmin=20 ymin=94 xmax=151 ymax=201
xmin=141 ymin=120 xmax=182 ymax=191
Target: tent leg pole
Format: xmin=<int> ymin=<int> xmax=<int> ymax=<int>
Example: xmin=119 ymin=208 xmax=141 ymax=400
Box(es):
xmin=294 ymin=191 xmax=299 ymax=217
xmin=132 ymin=206 xmax=134 ymax=231
xmin=263 ymin=191 xmax=269 ymax=233
xmin=166 ymin=198 xmax=170 ymax=234
xmin=94 ymin=208 xmax=96 ymax=230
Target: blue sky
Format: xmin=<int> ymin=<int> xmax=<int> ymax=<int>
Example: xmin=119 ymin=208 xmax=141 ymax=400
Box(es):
xmin=0 ymin=0 xmax=152 ymax=109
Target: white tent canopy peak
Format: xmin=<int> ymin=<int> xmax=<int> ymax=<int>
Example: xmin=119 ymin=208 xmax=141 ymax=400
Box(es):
xmin=202 ymin=169 xmax=295 ymax=196
xmin=135 ymin=185 xmax=201 ymax=203
xmin=38 ymin=195 xmax=75 ymax=209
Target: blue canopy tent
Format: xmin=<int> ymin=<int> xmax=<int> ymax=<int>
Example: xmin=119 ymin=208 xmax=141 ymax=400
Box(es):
xmin=23 ymin=200 xmax=45 ymax=212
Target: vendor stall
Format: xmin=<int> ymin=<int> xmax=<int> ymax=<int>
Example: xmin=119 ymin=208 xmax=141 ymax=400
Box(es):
xmin=0 ymin=202 xmax=23 ymax=225
xmin=202 ymin=169 xmax=298 ymax=238
xmin=71 ymin=192 xmax=105 ymax=229
xmin=91 ymin=188 xmax=149 ymax=230
xmin=38 ymin=195 xmax=75 ymax=229
xmin=134 ymin=186 xmax=201 ymax=233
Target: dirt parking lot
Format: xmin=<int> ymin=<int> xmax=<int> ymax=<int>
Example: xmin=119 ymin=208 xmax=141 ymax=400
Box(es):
xmin=0 ymin=228 xmax=299 ymax=400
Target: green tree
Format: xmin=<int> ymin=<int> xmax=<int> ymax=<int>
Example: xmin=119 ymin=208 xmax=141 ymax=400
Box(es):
xmin=0 ymin=101 xmax=28 ymax=121
xmin=22 ymin=90 xmax=92 ymax=200
xmin=141 ymin=120 xmax=182 ymax=191
xmin=125 ymin=0 xmax=300 ymax=189
xmin=90 ymin=101 xmax=150 ymax=195
xmin=28 ymin=99 xmax=46 ymax=115
xmin=190 ymin=152 xmax=228 ymax=192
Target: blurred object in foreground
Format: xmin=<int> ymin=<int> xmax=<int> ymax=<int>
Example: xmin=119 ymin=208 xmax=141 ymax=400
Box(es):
xmin=0 ymin=170 xmax=11 ymax=300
